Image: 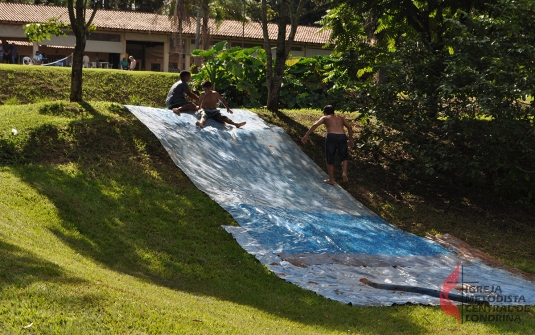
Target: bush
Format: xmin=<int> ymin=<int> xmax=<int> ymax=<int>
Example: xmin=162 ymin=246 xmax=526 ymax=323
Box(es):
xmin=348 ymin=0 xmax=535 ymax=202
xmin=190 ymin=42 xmax=358 ymax=109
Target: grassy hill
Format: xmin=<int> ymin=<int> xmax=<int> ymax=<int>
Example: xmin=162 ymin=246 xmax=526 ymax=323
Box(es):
xmin=0 ymin=65 xmax=178 ymax=107
xmin=0 ymin=65 xmax=534 ymax=334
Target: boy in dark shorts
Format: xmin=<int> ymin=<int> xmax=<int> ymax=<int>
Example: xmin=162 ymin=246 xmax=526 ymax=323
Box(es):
xmin=301 ymin=105 xmax=354 ymax=185
xmin=195 ymin=81 xmax=246 ymax=129
xmin=165 ymin=70 xmax=199 ymax=114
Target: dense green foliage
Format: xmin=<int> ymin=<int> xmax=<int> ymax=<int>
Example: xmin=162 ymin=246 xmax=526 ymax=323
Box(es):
xmin=191 ymin=42 xmax=353 ymax=109
xmin=23 ymin=18 xmax=69 ymax=43
xmin=191 ymin=42 xmax=267 ymax=107
xmin=321 ymin=0 xmax=535 ymax=202
xmin=0 ymin=60 xmax=345 ymax=110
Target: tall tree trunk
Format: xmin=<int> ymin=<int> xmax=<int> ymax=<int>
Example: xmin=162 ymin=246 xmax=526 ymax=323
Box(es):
xmin=260 ymin=0 xmax=273 ymax=107
xmin=70 ymin=38 xmax=86 ymax=102
xmin=68 ymin=0 xmax=98 ymax=102
xmin=201 ymin=0 xmax=210 ymax=50
xmin=261 ymin=0 xmax=305 ymax=112
xmin=266 ymin=1 xmax=289 ymax=111
xmin=178 ymin=20 xmax=183 ymax=70
xmin=174 ymin=1 xmax=184 ymax=71
xmin=195 ymin=4 xmax=202 ymax=66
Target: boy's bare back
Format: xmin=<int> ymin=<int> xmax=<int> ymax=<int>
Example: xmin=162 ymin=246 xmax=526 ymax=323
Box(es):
xmin=322 ymin=114 xmax=348 ymax=134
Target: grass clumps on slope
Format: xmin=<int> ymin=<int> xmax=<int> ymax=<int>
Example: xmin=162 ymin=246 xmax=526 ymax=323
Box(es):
xmin=0 ymin=64 xmax=179 ymax=106
xmin=0 ymin=101 xmax=534 ymax=334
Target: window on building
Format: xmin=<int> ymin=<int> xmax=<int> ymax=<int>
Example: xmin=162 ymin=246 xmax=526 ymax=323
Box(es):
xmin=66 ymin=31 xmax=120 ymax=42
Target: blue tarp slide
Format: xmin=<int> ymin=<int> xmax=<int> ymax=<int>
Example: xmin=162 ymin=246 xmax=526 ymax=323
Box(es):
xmin=127 ymin=106 xmax=535 ymax=306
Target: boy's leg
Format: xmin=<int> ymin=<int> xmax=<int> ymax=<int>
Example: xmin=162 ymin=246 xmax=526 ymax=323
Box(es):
xmin=341 ymin=160 xmax=349 ymax=182
xmin=338 ymin=137 xmax=349 ymax=182
xmin=196 ymin=111 xmax=208 ymax=128
xmin=179 ymin=103 xmax=198 ymax=112
xmin=324 ymin=165 xmax=335 ymax=185
xmin=171 ymin=102 xmax=198 ymax=115
xmin=222 ymin=116 xmax=246 ymax=128
xmin=195 ymin=116 xmax=207 ymax=128
xmin=324 ymin=134 xmax=337 ymax=185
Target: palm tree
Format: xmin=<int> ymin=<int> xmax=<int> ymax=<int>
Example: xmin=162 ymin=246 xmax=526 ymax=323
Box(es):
xmin=162 ymin=0 xmax=193 ymax=70
xmin=196 ymin=0 xmax=252 ymax=51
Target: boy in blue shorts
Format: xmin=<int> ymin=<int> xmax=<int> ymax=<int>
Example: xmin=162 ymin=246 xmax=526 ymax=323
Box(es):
xmin=301 ymin=105 xmax=354 ymax=185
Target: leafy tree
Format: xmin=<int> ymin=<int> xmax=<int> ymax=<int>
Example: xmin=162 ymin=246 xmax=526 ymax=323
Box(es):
xmin=191 ymin=42 xmax=267 ymax=106
xmin=164 ymin=0 xmax=194 ymax=70
xmin=322 ymin=0 xmax=535 ymax=202
xmin=23 ymin=18 xmax=68 ymax=43
xmin=22 ymin=11 xmax=95 ymax=103
xmin=261 ymin=0 xmax=329 ymax=111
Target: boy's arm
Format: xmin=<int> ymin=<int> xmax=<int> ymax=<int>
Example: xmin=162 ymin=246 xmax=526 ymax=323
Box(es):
xmin=186 ymin=90 xmax=199 ymax=102
xmin=216 ymin=92 xmax=233 ymax=113
xmin=301 ymin=117 xmax=325 ymax=144
xmin=184 ymin=85 xmax=199 ymax=102
xmin=198 ymin=93 xmax=204 ymax=108
xmin=343 ymin=117 xmax=355 ymax=149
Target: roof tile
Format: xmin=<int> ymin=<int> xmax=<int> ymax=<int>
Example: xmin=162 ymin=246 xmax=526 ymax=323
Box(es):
xmin=0 ymin=3 xmax=330 ymax=45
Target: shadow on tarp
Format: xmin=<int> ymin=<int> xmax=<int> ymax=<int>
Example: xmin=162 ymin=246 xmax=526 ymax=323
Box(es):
xmin=126 ymin=105 xmax=535 ymax=308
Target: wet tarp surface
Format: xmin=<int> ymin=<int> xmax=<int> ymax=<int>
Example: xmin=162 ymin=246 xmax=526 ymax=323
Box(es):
xmin=127 ymin=106 xmax=535 ymax=306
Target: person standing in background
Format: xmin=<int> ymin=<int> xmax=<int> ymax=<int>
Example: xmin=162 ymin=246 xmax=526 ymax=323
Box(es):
xmin=10 ymin=43 xmax=18 ymax=64
xmin=129 ymin=56 xmax=137 ymax=70
xmin=3 ymin=42 xmax=11 ymax=63
xmin=0 ymin=40 xmax=4 ymax=63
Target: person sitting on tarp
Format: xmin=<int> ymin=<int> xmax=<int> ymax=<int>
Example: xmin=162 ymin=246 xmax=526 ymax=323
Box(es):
xmin=165 ymin=70 xmax=199 ymax=114
xmin=195 ymin=80 xmax=246 ymax=129
xmin=301 ymin=105 xmax=354 ymax=185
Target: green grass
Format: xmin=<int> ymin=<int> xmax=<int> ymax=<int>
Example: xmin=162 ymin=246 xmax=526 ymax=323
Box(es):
xmin=1 ymin=102 xmax=534 ymax=334
xmin=0 ymin=64 xmax=180 ymax=106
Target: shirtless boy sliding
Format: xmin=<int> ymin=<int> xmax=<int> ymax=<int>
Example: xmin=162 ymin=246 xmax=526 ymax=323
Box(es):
xmin=301 ymin=105 xmax=354 ymax=185
xmin=196 ymin=81 xmax=246 ymax=129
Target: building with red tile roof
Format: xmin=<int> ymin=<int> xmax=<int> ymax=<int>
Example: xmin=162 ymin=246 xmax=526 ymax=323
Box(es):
xmin=0 ymin=3 xmax=332 ymax=71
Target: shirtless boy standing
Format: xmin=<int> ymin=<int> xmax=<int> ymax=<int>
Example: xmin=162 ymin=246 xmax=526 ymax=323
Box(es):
xmin=301 ymin=105 xmax=354 ymax=185
xmin=195 ymin=81 xmax=246 ymax=128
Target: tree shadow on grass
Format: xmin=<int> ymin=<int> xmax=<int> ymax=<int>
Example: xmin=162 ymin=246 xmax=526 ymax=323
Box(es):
xmin=3 ymin=102 xmax=527 ymax=334
xmin=0 ymin=239 xmax=86 ymax=290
